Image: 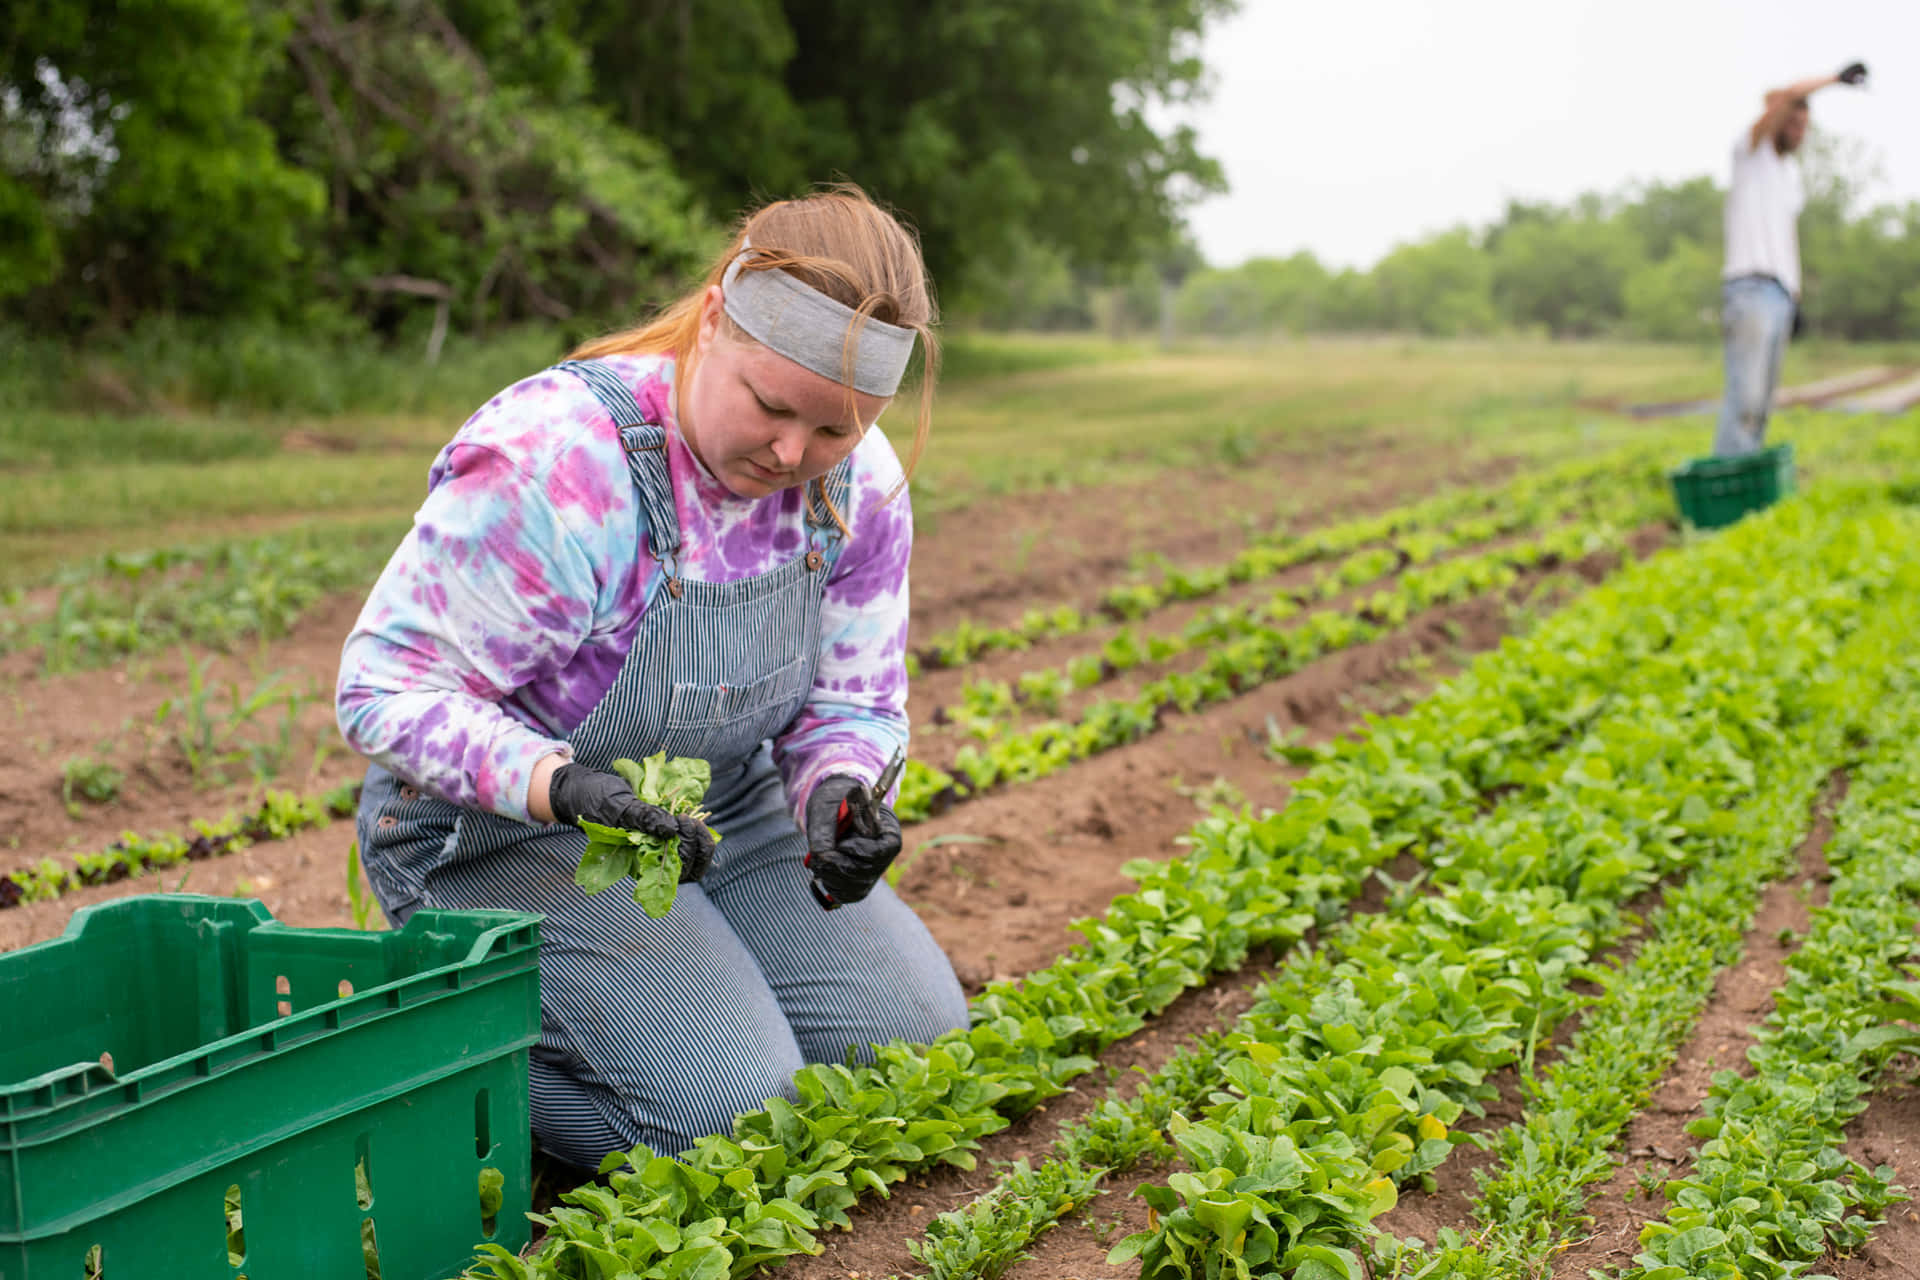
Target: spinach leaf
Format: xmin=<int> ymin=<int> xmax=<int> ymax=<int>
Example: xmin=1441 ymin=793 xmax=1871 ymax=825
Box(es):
xmin=572 ymin=753 xmax=718 ymax=917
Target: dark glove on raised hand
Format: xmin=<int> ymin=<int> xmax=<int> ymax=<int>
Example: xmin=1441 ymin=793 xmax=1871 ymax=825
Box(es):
xmin=803 ymin=774 xmax=903 ymax=907
xmin=548 ymin=762 xmax=715 ymax=883
xmin=1838 ymin=61 xmax=1868 ymax=86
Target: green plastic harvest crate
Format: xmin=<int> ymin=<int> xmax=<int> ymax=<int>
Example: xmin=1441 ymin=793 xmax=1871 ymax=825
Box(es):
xmin=1670 ymin=442 xmax=1796 ymax=529
xmin=0 ymin=896 xmax=542 ymax=1280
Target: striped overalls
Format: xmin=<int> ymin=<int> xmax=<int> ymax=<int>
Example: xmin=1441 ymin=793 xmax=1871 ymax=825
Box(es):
xmin=353 ymin=360 xmax=967 ymax=1166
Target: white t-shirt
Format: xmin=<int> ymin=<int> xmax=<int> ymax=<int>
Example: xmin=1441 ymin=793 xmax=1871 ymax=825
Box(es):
xmin=1723 ymin=132 xmax=1805 ymax=296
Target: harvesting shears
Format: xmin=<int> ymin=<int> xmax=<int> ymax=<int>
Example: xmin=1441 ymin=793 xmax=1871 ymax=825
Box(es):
xmin=807 ymin=748 xmax=906 ymax=910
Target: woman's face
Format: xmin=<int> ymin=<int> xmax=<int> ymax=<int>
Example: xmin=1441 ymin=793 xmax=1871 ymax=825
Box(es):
xmin=680 ymin=285 xmax=891 ymax=499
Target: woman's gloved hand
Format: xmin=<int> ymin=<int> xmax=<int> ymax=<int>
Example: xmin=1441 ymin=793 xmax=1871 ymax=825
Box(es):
xmin=803 ymin=775 xmax=903 ymax=908
xmin=548 ymin=762 xmax=715 ymax=883
xmin=1837 ymin=61 xmax=1868 ymax=86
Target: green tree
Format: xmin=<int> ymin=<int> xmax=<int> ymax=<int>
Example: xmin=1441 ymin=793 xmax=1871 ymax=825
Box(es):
xmin=1175 ymin=252 xmax=1332 ymax=336
xmin=1622 ymin=237 xmax=1717 ymax=341
xmin=1491 ymin=217 xmax=1637 ymax=337
xmin=1618 ymin=176 xmax=1721 ymax=261
xmin=569 ymin=0 xmax=1236 ymax=297
xmin=1372 ymin=230 xmax=1495 ymax=336
xmin=2 ymin=0 xmax=324 ymax=325
xmin=254 ymin=0 xmax=712 ymax=336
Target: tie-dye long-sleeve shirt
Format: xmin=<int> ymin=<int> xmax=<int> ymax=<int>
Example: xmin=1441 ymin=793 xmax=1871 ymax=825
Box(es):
xmin=335 ymin=353 xmax=911 ymax=827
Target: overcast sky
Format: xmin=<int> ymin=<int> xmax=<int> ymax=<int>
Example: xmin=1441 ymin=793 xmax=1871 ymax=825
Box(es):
xmin=1181 ymin=0 xmax=1920 ymax=269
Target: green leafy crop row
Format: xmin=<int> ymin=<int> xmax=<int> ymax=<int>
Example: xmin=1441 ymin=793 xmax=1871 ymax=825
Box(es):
xmin=887 ymin=486 xmax=1920 ymax=1280
xmin=463 ymin=465 xmax=1904 ymax=1279
xmin=1616 ymin=662 xmax=1920 ymax=1280
xmin=0 ymin=783 xmax=360 ymax=908
xmin=0 ymin=525 xmax=401 ymax=673
xmin=896 ymin=506 xmax=1651 ymax=824
xmin=933 ymin=466 xmax=1669 ymax=740
xmin=910 ymin=444 xmax=1673 ymax=673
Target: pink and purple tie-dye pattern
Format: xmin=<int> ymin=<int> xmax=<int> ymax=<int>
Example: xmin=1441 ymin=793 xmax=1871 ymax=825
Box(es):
xmin=335 ymin=353 xmax=911 ymax=826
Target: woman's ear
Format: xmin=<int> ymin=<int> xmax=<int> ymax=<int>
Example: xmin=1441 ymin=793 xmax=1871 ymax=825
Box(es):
xmin=694 ymin=285 xmax=726 ymax=355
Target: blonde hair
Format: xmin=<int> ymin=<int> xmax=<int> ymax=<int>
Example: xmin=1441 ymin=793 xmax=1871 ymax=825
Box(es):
xmin=573 ymin=185 xmax=940 ymax=526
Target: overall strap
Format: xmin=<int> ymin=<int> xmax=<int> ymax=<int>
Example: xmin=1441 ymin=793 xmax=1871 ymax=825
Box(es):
xmin=805 ymin=461 xmax=856 ymax=571
xmin=553 ymin=359 xmax=683 ymax=565
xmin=555 ymin=358 xmax=857 ymax=577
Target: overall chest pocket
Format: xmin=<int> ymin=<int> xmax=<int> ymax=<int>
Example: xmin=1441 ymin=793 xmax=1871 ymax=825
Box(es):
xmin=660 ymin=655 xmax=812 ymax=763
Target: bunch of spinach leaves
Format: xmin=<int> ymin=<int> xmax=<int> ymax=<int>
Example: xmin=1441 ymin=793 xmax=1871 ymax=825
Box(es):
xmin=573 ymin=754 xmax=716 ymax=918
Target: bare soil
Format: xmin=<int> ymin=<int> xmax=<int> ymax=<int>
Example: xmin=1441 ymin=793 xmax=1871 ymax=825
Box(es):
xmin=1831 ymin=1056 xmax=1920 ymax=1280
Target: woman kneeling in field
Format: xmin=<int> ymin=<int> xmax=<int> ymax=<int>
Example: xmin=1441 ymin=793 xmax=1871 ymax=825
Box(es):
xmin=335 ymin=187 xmax=967 ymax=1167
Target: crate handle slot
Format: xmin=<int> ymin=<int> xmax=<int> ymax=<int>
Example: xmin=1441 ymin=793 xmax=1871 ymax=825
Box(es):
xmin=479 ymin=1166 xmax=504 ymax=1239
xmin=224 ymin=1182 xmax=245 ymax=1269
xmin=354 ymin=1133 xmax=374 ymax=1210
xmin=361 ymin=1218 xmax=381 ymax=1280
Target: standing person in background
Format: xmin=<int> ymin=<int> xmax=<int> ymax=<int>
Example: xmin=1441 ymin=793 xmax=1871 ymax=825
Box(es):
xmin=1715 ymin=61 xmax=1868 ymax=457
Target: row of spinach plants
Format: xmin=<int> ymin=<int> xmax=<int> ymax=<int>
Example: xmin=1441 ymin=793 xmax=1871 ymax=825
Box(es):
xmin=910 ymin=443 xmax=1673 ymax=674
xmin=892 ymin=490 xmax=1920 ymax=1280
xmin=1614 ymin=656 xmax=1920 ymax=1280
xmin=1397 ymin=617 xmax=1920 ymax=1274
xmin=896 ymin=498 xmax=1657 ymax=824
xmin=0 ymin=523 xmax=401 ymax=672
xmin=0 ymin=783 xmax=360 ymax=907
xmin=932 ymin=467 xmax=1669 ymax=740
xmin=461 ymin=469 xmax=1872 ymax=1279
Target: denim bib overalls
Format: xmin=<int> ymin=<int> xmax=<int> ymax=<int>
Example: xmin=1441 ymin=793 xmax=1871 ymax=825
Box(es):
xmin=354 ymin=359 xmax=966 ymax=1165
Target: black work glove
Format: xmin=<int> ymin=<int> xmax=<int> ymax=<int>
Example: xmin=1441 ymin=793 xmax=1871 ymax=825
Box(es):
xmin=1838 ymin=61 xmax=1868 ymax=86
xmin=803 ymin=774 xmax=903 ymax=909
xmin=548 ymin=762 xmax=715 ymax=884
xmin=1791 ymin=303 xmax=1805 ymax=340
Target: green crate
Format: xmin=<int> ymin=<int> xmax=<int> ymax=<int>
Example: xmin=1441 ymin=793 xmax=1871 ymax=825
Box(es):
xmin=0 ymin=896 xmax=542 ymax=1280
xmin=1670 ymin=442 xmax=1797 ymax=530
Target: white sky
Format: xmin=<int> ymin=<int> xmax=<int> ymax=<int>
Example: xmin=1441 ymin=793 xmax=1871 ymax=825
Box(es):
xmin=1181 ymin=0 xmax=1920 ymax=269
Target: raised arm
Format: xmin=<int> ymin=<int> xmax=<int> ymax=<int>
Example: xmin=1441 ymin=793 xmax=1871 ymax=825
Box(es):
xmin=1749 ymin=63 xmax=1867 ymax=150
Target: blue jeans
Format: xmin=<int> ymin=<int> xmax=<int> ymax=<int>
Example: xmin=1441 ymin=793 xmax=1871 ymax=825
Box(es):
xmin=1714 ymin=276 xmax=1794 ymax=457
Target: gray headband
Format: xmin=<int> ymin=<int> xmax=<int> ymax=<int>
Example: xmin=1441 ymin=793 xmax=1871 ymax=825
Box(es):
xmin=720 ymin=247 xmax=917 ymax=397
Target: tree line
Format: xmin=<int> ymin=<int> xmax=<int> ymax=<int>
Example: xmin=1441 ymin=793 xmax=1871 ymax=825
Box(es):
xmin=2 ymin=0 xmax=1231 ymax=339
xmin=1163 ymin=138 xmax=1920 ymax=343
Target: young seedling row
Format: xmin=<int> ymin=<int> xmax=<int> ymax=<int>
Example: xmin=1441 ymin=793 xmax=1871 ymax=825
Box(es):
xmin=909 ymin=444 xmax=1675 ymax=675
